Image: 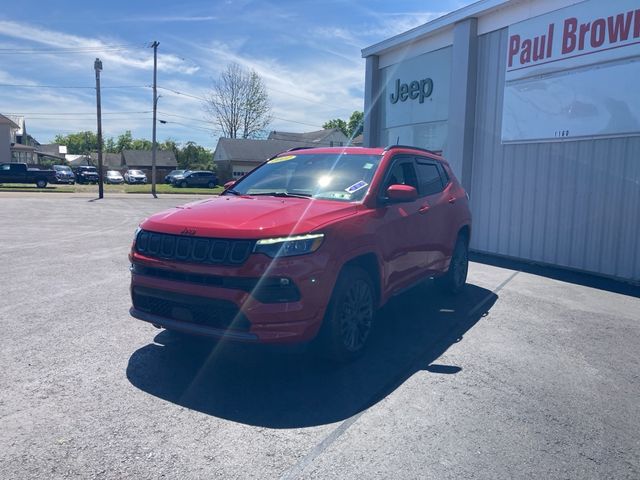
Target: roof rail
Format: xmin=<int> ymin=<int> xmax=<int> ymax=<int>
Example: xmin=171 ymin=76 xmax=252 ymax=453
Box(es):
xmin=286 ymin=146 xmax=315 ymax=152
xmin=383 ymin=144 xmax=442 ymax=156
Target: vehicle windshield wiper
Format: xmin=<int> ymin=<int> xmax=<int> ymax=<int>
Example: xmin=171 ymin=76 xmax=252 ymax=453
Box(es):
xmin=223 ymin=188 xmax=242 ymax=196
xmin=252 ymin=192 xmax=312 ymax=199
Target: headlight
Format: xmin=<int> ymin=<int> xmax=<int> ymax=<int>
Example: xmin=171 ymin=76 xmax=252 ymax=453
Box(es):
xmin=133 ymin=226 xmax=142 ymax=243
xmin=254 ymin=233 xmax=324 ymax=258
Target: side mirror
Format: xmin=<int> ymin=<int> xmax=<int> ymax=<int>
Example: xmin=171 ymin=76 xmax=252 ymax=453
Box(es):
xmin=223 ymin=180 xmax=236 ymax=190
xmin=386 ymin=184 xmax=418 ymax=202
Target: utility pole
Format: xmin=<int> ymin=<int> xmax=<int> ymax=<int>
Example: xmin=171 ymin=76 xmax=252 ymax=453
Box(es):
xmin=94 ymin=57 xmax=104 ymax=199
xmin=151 ymin=41 xmax=159 ymax=198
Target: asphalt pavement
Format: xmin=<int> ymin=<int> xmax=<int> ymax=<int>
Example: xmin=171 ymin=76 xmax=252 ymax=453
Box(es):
xmin=1 ymin=193 xmax=638 ymax=479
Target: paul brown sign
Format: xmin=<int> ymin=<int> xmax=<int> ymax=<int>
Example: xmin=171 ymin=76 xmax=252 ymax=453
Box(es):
xmin=507 ymin=2 xmax=640 ymax=78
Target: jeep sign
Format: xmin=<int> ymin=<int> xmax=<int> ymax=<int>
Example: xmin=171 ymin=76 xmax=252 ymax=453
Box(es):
xmin=390 ymin=78 xmax=434 ymax=104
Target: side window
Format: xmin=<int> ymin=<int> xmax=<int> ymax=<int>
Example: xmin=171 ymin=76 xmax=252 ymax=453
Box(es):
xmin=416 ymin=161 xmax=444 ymax=196
xmin=384 ymin=158 xmax=419 ymax=192
xmin=437 ymin=162 xmax=449 ymax=186
xmin=1 ymin=164 xmax=10 ymax=171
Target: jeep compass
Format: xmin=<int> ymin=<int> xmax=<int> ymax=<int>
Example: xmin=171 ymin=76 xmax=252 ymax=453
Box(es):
xmin=129 ymin=146 xmax=472 ymax=361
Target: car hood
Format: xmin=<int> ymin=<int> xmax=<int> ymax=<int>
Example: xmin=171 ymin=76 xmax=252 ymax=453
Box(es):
xmin=141 ymin=195 xmax=360 ymax=238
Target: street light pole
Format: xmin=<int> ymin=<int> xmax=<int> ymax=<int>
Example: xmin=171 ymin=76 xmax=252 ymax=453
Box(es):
xmin=94 ymin=57 xmax=104 ymax=199
xmin=151 ymin=41 xmax=159 ymax=198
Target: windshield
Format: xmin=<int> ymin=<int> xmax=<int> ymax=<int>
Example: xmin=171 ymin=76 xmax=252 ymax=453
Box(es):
xmin=129 ymin=170 xmax=143 ymax=175
xmin=53 ymin=165 xmax=71 ymax=172
xmin=107 ymin=171 xmax=121 ymax=176
xmin=82 ymin=167 xmax=97 ymax=172
xmin=230 ymin=153 xmax=382 ymax=202
xmin=170 ymin=170 xmax=184 ymax=175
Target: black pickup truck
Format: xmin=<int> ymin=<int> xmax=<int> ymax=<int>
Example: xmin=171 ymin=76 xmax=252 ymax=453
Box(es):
xmin=0 ymin=163 xmax=57 ymax=188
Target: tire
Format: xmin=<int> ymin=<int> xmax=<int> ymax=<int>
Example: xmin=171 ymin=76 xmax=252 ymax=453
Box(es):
xmin=319 ymin=266 xmax=375 ymax=362
xmin=435 ymin=234 xmax=469 ymax=294
xmin=36 ymin=179 xmax=47 ymax=188
xmin=207 ymin=181 xmax=215 ymax=189
xmin=180 ymin=180 xmax=187 ymax=188
xmin=70 ymin=181 xmax=75 ymax=185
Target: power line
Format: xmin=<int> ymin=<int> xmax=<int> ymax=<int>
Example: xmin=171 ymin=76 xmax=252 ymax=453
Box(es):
xmin=158 ymin=111 xmax=215 ymax=126
xmin=0 ymin=44 xmax=145 ymax=55
xmin=0 ymin=83 xmax=148 ymax=89
xmin=158 ymin=119 xmax=219 ymax=134
xmin=24 ymin=116 xmax=151 ymax=121
xmin=157 ymin=86 xmax=324 ymax=128
xmin=5 ymin=111 xmax=151 ymax=116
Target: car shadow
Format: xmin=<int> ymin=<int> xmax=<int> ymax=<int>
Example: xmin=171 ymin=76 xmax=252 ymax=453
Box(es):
xmin=126 ymin=282 xmax=497 ymax=428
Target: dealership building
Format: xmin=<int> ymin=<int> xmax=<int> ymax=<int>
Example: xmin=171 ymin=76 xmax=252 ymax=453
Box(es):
xmin=362 ymin=0 xmax=640 ymax=283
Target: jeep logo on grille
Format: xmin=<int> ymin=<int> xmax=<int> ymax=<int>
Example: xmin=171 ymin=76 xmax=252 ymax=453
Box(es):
xmin=181 ymin=227 xmax=197 ymax=236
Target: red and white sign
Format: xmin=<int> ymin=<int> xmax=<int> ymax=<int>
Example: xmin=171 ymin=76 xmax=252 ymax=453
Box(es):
xmin=502 ymin=0 xmax=640 ymax=143
xmin=506 ymin=1 xmax=640 ymax=81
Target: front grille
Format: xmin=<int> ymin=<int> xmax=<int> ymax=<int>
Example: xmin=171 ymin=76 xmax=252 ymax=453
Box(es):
xmin=132 ymin=286 xmax=251 ymax=331
xmin=135 ymin=230 xmax=254 ymax=266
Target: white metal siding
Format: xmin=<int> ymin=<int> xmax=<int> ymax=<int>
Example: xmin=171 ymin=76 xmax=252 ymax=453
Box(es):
xmin=470 ymin=28 xmax=640 ymax=282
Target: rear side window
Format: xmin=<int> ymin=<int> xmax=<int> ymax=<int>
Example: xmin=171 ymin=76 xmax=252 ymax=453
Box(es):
xmin=416 ymin=161 xmax=444 ymax=196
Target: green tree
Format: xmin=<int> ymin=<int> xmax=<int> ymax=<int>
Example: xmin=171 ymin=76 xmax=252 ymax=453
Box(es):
xmin=177 ymin=141 xmax=213 ymax=170
xmin=159 ymin=139 xmax=179 ymax=155
xmin=131 ymin=138 xmax=152 ymax=150
xmin=53 ymin=131 xmax=99 ymax=154
xmin=104 ymin=137 xmax=117 ymax=153
xmin=347 ymin=111 xmax=364 ymax=138
xmin=322 ymin=119 xmax=348 ymax=136
xmin=116 ymin=131 xmax=133 ymax=152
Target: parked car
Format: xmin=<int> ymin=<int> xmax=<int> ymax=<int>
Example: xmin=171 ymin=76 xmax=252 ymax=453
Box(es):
xmin=74 ymin=166 xmax=99 ymax=184
xmin=52 ymin=165 xmax=75 ymax=184
xmin=164 ymin=169 xmax=186 ymax=184
xmin=171 ymin=170 xmax=218 ymax=188
xmin=124 ymin=170 xmax=147 ymax=184
xmin=130 ymin=145 xmax=472 ymax=362
xmin=104 ymin=170 xmax=124 ymax=184
xmin=0 ymin=163 xmax=57 ymax=188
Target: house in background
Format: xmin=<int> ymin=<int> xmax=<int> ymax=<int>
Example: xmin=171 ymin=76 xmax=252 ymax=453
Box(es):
xmin=268 ymin=128 xmax=348 ymax=147
xmin=0 ymin=114 xmax=20 ymax=163
xmin=35 ymin=144 xmax=68 ymax=165
xmin=213 ymin=138 xmax=305 ymax=182
xmin=121 ymin=149 xmax=178 ymax=178
xmin=213 ymin=128 xmax=352 ymax=182
xmin=90 ymin=152 xmax=125 ymax=171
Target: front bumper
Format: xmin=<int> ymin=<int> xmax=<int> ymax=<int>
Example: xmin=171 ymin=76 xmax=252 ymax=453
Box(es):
xmin=55 ymin=177 xmax=75 ymax=184
xmin=129 ymin=250 xmax=337 ymax=344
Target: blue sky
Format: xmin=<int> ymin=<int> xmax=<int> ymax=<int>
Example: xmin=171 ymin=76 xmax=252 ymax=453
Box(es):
xmin=0 ymin=0 xmax=473 ymax=150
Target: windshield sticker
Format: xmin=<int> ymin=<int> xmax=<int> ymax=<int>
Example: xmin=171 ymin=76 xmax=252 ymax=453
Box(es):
xmin=363 ymin=163 xmax=374 ymax=170
xmin=345 ymin=180 xmax=368 ymax=194
xmin=269 ymin=155 xmax=296 ymax=164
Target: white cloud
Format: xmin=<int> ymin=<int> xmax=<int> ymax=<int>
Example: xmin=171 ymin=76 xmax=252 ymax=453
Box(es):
xmin=0 ymin=20 xmax=199 ymax=75
xmin=121 ymin=15 xmax=217 ymax=23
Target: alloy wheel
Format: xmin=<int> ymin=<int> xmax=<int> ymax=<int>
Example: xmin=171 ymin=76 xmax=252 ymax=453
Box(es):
xmin=338 ymin=279 xmax=374 ymax=352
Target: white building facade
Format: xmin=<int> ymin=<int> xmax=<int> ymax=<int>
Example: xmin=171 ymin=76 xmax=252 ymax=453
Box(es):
xmin=362 ymin=0 xmax=640 ymax=283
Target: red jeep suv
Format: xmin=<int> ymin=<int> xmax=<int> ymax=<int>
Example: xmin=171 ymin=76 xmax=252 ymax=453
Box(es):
xmin=129 ymin=145 xmax=471 ymax=361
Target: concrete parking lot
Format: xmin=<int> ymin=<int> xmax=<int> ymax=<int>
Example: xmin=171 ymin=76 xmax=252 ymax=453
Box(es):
xmin=1 ymin=193 xmax=639 ymax=479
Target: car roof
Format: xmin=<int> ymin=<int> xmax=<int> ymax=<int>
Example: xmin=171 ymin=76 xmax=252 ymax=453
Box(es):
xmin=272 ymin=145 xmax=447 ymax=164
xmin=273 ymin=145 xmax=444 ymax=161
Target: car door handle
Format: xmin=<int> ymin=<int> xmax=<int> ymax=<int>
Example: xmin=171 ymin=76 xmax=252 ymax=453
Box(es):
xmin=448 ymin=196 xmax=457 ymax=204
xmin=419 ymin=204 xmax=430 ymax=214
